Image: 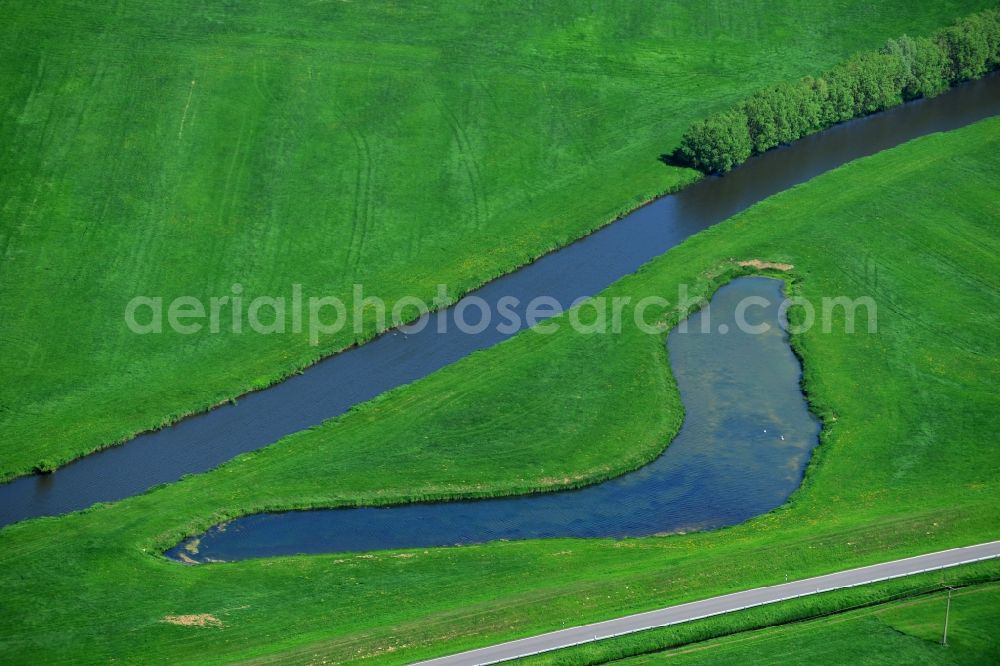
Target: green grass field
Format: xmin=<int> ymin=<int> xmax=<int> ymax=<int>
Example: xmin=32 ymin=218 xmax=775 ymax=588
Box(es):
xmin=1 ymin=0 xmax=994 ymax=479
xmin=1 ymin=113 xmax=997 ymax=663
xmin=615 ymin=582 xmax=1000 ymax=665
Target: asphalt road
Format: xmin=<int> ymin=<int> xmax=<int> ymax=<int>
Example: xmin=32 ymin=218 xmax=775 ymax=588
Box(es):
xmin=412 ymin=541 xmax=1000 ymax=666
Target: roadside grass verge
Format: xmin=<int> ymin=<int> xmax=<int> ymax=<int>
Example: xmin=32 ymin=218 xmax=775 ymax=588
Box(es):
xmin=516 ymin=563 xmax=1000 ymax=665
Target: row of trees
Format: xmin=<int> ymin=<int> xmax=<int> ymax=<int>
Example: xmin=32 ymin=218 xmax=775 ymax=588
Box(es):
xmin=677 ymin=9 xmax=1000 ymax=174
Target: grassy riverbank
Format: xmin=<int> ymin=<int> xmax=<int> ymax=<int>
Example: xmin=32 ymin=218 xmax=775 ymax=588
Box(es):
xmin=1 ymin=0 xmax=993 ymax=479
xmin=1 ymin=115 xmax=998 ymax=663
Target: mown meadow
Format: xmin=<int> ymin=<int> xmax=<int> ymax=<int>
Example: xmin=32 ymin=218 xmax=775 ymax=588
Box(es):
xmin=1 ymin=0 xmax=994 ymax=478
xmin=1 ymin=116 xmax=997 ymax=663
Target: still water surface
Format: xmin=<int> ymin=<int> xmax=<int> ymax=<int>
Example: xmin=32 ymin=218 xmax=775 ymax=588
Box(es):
xmin=169 ymin=277 xmax=819 ymax=561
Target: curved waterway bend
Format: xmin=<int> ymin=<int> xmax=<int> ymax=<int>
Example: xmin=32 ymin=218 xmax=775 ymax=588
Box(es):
xmin=2 ymin=75 xmax=999 ymax=527
xmin=169 ymin=277 xmax=818 ymax=561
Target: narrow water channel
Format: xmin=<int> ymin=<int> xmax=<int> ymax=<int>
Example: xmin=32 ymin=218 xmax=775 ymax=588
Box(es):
xmin=2 ymin=74 xmax=998 ymax=527
xmin=168 ymin=277 xmax=819 ymax=561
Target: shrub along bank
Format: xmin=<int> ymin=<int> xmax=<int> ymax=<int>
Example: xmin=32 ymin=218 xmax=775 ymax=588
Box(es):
xmin=677 ymin=8 xmax=1000 ymax=173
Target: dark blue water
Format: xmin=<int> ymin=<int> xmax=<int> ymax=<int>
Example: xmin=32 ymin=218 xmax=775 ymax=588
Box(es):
xmin=3 ymin=75 xmax=998 ymax=528
xmin=168 ymin=277 xmax=820 ymax=562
